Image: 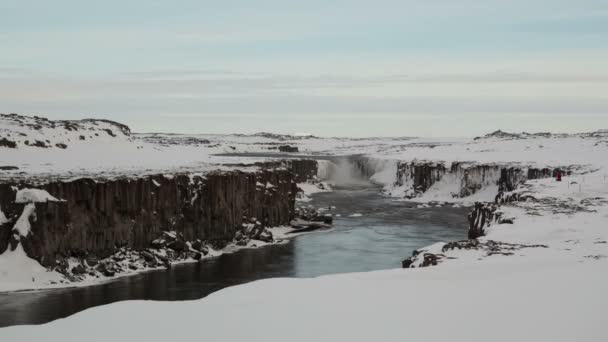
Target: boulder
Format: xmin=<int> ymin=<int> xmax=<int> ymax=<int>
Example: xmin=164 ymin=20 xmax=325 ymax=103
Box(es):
xmin=257 ymin=230 xmax=273 ymax=243
xmin=167 ymin=240 xmax=187 ymax=252
xmin=71 ymin=264 xmax=86 ymax=275
xmin=141 ymin=251 xmax=155 ymax=262
xmin=85 ymin=256 xmax=98 ymax=267
xmin=191 ymin=239 xmax=204 ymax=251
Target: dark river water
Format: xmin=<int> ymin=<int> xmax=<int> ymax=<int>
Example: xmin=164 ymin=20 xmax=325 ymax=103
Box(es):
xmin=0 ymin=185 xmax=468 ymax=327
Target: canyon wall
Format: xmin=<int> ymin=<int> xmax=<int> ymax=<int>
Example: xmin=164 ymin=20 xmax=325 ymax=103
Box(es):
xmin=392 ymin=160 xmax=566 ymax=199
xmin=0 ymin=160 xmax=318 ymax=267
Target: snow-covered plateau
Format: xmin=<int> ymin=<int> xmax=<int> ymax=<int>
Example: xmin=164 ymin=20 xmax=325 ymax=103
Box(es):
xmin=1 ymin=114 xmax=608 ymax=340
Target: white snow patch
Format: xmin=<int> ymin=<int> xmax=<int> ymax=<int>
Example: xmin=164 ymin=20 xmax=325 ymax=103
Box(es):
xmin=15 ymin=189 xmax=59 ymax=203
xmin=0 ymin=244 xmax=65 ymax=292
xmin=12 ymin=203 xmax=36 ymax=239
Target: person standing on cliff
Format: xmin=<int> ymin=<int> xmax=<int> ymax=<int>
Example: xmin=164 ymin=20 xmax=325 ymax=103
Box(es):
xmin=556 ymin=170 xmax=562 ymax=182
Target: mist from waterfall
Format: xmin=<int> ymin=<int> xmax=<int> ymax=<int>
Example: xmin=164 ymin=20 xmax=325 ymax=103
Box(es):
xmin=318 ymin=157 xmax=373 ymax=188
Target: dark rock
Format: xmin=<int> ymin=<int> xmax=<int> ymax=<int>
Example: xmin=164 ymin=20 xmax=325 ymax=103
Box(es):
xmin=468 ymin=202 xmax=500 ymax=239
xmin=421 ymin=253 xmax=439 ymax=267
xmin=0 ymin=166 xmax=19 ymax=170
xmin=150 ymin=238 xmax=167 ymax=249
xmin=167 ymin=240 xmax=187 ymax=251
xmin=97 ymin=263 xmax=116 ymax=277
xmin=85 ymin=256 xmax=98 ymax=267
xmin=112 ymin=255 xmax=126 ymax=262
xmin=71 ymin=264 xmax=86 ymax=275
xmin=103 ymin=129 xmax=116 ymax=137
xmin=55 ymin=143 xmax=68 ymax=149
xmin=257 ymin=230 xmax=273 ymax=243
xmin=191 ymin=239 xmax=204 ymax=252
xmin=156 ymin=253 xmax=169 ymax=263
xmin=210 ymin=239 xmax=229 ymax=250
xmin=190 ymin=251 xmax=202 ymax=260
xmin=141 ymin=251 xmax=155 ymax=262
xmin=0 ymin=138 xmax=17 ymax=148
xmin=279 ymin=145 xmax=299 ymax=153
xmin=25 ymin=140 xmax=49 ymax=148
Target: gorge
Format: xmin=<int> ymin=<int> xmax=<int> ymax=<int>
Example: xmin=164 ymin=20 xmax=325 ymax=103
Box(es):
xmin=1 ymin=114 xmax=607 ymax=337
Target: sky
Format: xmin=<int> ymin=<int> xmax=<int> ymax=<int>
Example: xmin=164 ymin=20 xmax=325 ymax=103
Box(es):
xmin=1 ymin=0 xmax=607 ymax=137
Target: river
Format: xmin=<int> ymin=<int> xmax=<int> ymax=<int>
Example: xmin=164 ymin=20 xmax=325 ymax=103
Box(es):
xmin=0 ymin=184 xmax=467 ymax=327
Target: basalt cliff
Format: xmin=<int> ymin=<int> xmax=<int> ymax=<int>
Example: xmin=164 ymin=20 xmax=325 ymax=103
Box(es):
xmin=0 ymin=158 xmax=318 ymax=280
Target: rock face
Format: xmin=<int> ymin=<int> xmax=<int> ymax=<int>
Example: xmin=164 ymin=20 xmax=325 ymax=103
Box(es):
xmin=394 ymin=161 xmax=567 ymax=199
xmin=398 ymin=162 xmax=448 ymax=194
xmin=467 ymin=202 xmax=501 ymax=239
xmin=250 ymin=159 xmax=318 ymax=184
xmin=0 ymin=160 xmax=318 ymax=267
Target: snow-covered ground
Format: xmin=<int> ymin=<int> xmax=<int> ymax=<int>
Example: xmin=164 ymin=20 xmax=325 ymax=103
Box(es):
xmin=3 ymin=113 xmax=605 ymax=181
xmin=1 ymin=114 xmax=608 ymax=339
xmin=1 ymin=257 xmax=605 ymax=341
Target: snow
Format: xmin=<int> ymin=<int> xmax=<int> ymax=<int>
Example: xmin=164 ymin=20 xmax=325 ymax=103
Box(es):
xmin=296 ymin=181 xmax=332 ymax=202
xmin=15 ymin=189 xmax=59 ymax=203
xmin=12 ymin=203 xmax=36 ymax=239
xmin=2 ymin=113 xmax=606 ymax=186
xmin=0 ymin=244 xmax=65 ymax=293
xmin=0 ymin=261 xmax=605 ymax=341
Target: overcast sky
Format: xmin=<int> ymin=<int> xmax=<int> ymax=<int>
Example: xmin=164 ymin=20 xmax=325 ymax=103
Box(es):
xmin=1 ymin=0 xmax=607 ymax=137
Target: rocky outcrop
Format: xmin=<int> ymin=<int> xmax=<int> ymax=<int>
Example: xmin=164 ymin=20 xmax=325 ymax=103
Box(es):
xmin=0 ymin=160 xmax=318 ymax=268
xmin=395 ymin=162 xmax=447 ymax=195
xmin=468 ymin=202 xmax=502 ymax=239
xmin=402 ymin=239 xmax=548 ymax=268
xmin=278 ymin=145 xmax=299 ymax=153
xmin=284 ymin=159 xmax=318 ymax=183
